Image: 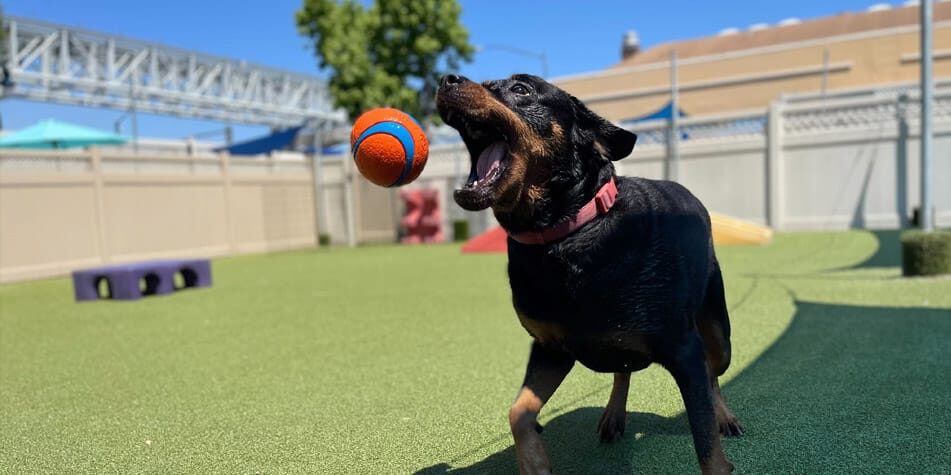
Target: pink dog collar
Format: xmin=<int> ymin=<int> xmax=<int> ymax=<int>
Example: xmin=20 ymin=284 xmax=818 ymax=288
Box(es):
xmin=509 ymin=177 xmax=618 ymax=245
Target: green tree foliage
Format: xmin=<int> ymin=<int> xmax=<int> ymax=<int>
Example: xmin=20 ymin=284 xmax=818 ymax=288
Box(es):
xmin=1 ymin=4 xmax=6 ymax=59
xmin=296 ymin=0 xmax=474 ymax=122
xmin=1 ymin=3 xmax=9 ymax=91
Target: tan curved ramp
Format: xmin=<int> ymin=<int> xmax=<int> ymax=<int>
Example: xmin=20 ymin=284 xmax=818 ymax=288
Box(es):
xmin=711 ymin=212 xmax=773 ymax=246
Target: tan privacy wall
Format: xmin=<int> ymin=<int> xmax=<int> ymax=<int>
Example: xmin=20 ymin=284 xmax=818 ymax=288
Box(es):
xmin=0 ymin=150 xmax=318 ymax=283
xmin=3 ymin=81 xmax=950 ymax=284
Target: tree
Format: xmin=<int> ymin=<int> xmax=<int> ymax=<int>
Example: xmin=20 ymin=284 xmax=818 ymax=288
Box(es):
xmin=296 ymin=0 xmax=474 ymax=122
xmin=1 ymin=3 xmax=6 ymax=60
xmin=1 ymin=3 xmax=9 ymax=90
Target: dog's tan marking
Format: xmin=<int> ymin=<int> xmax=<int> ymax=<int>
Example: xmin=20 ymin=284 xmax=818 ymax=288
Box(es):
xmin=598 ymin=372 xmax=630 ymax=442
xmin=454 ymin=83 xmax=546 ymax=157
xmin=444 ymin=82 xmax=558 ymax=215
xmin=509 ymin=347 xmax=574 ymax=475
xmin=526 ymin=184 xmax=545 ymax=203
xmin=509 ymin=387 xmax=552 ymax=474
xmin=516 ymin=310 xmax=568 ymax=345
xmin=593 ymin=141 xmax=610 ymax=159
xmin=710 ymin=376 xmax=744 ymax=437
xmin=699 ymin=440 xmax=734 ymax=475
xmin=550 ymin=122 xmax=564 ymax=142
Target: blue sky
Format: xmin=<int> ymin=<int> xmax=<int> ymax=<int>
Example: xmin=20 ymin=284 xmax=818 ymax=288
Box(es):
xmin=3 ymin=0 xmax=888 ymax=142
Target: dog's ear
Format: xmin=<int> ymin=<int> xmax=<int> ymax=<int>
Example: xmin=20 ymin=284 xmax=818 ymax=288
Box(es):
xmin=571 ymin=96 xmax=637 ymax=161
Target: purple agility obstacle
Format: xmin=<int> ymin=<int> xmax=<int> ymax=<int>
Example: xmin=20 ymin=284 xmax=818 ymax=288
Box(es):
xmin=71 ymin=259 xmax=212 ymax=301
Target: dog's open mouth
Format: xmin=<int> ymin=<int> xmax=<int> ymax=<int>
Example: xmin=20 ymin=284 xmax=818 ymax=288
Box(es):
xmin=457 ymin=140 xmax=510 ymax=210
xmin=451 ymin=119 xmax=514 ymax=211
xmin=436 ymin=77 xmax=523 ymax=211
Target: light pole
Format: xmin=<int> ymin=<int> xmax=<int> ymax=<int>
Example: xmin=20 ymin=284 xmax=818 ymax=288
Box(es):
xmin=667 ymin=50 xmax=679 ymax=183
xmin=920 ymin=0 xmax=934 ymax=231
xmin=113 ymin=110 xmax=138 ymax=151
xmin=476 ymin=44 xmax=549 ymax=78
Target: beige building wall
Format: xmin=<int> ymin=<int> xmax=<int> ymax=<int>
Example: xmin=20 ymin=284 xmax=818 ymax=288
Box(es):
xmin=556 ymin=22 xmax=951 ymax=120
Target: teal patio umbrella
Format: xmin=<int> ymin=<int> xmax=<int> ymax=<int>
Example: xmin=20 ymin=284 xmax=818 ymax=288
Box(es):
xmin=0 ymin=119 xmax=129 ymax=149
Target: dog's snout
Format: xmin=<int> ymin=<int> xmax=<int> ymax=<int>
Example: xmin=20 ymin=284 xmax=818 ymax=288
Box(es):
xmin=441 ymin=74 xmax=467 ymax=88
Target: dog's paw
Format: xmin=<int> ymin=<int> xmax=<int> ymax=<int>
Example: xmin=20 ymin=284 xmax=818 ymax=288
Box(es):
xmin=516 ymin=447 xmax=553 ymax=475
xmin=597 ymin=407 xmax=627 ymax=443
xmin=718 ymin=415 xmax=744 ymax=437
xmin=701 ymin=459 xmax=735 ymax=475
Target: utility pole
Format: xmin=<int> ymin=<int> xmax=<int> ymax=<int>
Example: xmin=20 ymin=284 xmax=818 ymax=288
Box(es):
xmin=311 ymin=120 xmax=327 ymax=246
xmin=821 ymin=48 xmax=830 ymax=101
xmin=667 ymin=50 xmax=680 ymax=182
xmin=478 ymin=44 xmax=548 ymax=78
xmin=920 ymin=0 xmax=934 ymax=231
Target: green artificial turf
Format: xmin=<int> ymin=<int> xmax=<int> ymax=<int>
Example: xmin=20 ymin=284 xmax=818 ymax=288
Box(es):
xmin=1 ymin=230 xmax=949 ymax=473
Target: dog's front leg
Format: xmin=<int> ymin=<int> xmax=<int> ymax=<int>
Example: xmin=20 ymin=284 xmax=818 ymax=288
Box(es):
xmin=509 ymin=340 xmax=574 ymax=475
xmin=665 ymin=333 xmax=734 ymax=474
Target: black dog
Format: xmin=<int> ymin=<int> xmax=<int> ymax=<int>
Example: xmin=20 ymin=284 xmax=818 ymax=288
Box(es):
xmin=436 ymin=74 xmax=743 ymax=474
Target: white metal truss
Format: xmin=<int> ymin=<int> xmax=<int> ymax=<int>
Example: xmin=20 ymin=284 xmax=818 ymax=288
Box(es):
xmin=2 ymin=16 xmax=345 ymax=127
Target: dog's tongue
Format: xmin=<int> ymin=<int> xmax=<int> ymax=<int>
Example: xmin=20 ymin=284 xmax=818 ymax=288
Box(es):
xmin=476 ymin=141 xmax=506 ymax=180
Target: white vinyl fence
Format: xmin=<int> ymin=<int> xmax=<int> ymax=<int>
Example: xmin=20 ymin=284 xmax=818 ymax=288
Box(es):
xmin=2 ymin=81 xmax=949 ymax=282
xmin=315 ymin=80 xmax=951 ymax=244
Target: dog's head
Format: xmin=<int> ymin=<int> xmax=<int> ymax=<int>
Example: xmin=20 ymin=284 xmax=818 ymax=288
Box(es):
xmin=436 ymin=74 xmax=636 ymax=219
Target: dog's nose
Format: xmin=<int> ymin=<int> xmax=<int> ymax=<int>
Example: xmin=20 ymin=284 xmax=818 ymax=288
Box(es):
xmin=441 ymin=74 xmax=467 ymax=88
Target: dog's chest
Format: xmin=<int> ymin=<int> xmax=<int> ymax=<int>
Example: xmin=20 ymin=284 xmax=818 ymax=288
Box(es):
xmin=507 ymin=250 xmax=585 ymax=326
xmin=515 ymin=307 xmax=654 ymax=373
xmin=508 ymin=249 xmax=657 ymax=371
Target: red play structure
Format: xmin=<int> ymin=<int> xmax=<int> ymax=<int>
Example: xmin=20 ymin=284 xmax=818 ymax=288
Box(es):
xmin=461 ymin=226 xmax=507 ymax=253
xmin=399 ymin=188 xmax=444 ymax=244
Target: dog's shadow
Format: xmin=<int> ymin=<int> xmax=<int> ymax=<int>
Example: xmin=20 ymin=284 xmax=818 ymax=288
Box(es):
xmin=416 ymin=300 xmax=951 ymax=474
xmin=415 ymin=409 xmax=693 ymax=474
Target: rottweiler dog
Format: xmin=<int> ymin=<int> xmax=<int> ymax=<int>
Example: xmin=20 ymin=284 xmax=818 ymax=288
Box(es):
xmin=436 ymin=73 xmax=743 ymax=475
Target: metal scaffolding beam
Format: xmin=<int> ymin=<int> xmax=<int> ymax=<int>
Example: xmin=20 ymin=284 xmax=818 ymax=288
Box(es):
xmin=2 ymin=16 xmax=345 ymax=127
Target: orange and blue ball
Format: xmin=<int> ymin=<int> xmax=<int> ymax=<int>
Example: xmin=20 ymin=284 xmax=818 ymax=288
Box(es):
xmin=350 ymin=108 xmax=429 ymax=187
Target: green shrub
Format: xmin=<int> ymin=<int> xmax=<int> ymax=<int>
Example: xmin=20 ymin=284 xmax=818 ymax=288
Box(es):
xmin=453 ymin=219 xmax=469 ymax=242
xmin=901 ymin=230 xmax=951 ymax=276
xmin=318 ymin=234 xmax=331 ymax=246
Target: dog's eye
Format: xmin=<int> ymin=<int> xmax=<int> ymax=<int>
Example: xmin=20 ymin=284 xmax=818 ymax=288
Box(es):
xmin=510 ymin=84 xmax=530 ymax=95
